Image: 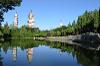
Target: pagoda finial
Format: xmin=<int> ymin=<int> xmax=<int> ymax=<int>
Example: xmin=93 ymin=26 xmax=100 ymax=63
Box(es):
xmin=15 ymin=11 xmax=18 ymax=17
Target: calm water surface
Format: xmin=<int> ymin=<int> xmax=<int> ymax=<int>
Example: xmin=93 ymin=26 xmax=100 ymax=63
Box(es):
xmin=0 ymin=39 xmax=99 ymax=66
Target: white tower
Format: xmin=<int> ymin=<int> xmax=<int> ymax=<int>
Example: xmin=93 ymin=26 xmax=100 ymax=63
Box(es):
xmin=28 ymin=10 xmax=35 ymax=28
xmin=14 ymin=12 xmax=18 ymax=28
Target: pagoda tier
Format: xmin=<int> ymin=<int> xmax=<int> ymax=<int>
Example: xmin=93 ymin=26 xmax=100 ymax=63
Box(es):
xmin=28 ymin=10 xmax=35 ymax=28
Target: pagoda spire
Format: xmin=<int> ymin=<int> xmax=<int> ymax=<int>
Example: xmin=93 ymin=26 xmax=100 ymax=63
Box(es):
xmin=28 ymin=10 xmax=35 ymax=28
xmin=14 ymin=12 xmax=18 ymax=28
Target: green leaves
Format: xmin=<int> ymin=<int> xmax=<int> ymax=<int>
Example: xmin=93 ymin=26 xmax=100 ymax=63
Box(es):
xmin=74 ymin=9 xmax=99 ymax=33
xmin=0 ymin=0 xmax=22 ymax=22
xmin=1 ymin=8 xmax=99 ymax=37
xmin=52 ymin=9 xmax=99 ymax=35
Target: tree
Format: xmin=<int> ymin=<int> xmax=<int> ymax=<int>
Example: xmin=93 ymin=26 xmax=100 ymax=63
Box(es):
xmin=72 ymin=20 xmax=76 ymax=34
xmin=97 ymin=8 xmax=100 ymax=33
xmin=93 ymin=9 xmax=99 ymax=32
xmin=0 ymin=0 xmax=22 ymax=24
xmin=3 ymin=22 xmax=10 ymax=34
xmin=20 ymin=26 xmax=26 ymax=37
xmin=2 ymin=22 xmax=11 ymax=39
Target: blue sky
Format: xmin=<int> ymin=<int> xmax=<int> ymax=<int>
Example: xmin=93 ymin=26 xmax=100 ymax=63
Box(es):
xmin=3 ymin=0 xmax=100 ymax=30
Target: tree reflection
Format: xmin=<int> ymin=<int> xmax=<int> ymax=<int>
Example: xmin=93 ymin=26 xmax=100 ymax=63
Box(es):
xmin=0 ymin=45 xmax=3 ymax=66
xmin=75 ymin=47 xmax=100 ymax=66
xmin=0 ymin=39 xmax=99 ymax=66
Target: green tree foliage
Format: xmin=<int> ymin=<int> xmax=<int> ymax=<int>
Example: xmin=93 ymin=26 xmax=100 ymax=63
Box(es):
xmin=3 ymin=22 xmax=10 ymax=34
xmin=97 ymin=8 xmax=100 ymax=32
xmin=75 ymin=9 xmax=99 ymax=33
xmin=0 ymin=8 xmax=99 ymax=38
xmin=2 ymin=22 xmax=11 ymax=39
xmin=0 ymin=0 xmax=22 ymax=23
xmin=66 ymin=26 xmax=74 ymax=35
xmin=46 ymin=9 xmax=100 ymax=36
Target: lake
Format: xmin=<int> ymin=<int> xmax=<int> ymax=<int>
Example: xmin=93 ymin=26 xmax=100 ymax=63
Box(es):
xmin=0 ymin=39 xmax=99 ymax=66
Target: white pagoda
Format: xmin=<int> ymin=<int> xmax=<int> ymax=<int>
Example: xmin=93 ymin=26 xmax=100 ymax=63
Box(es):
xmin=14 ymin=12 xmax=18 ymax=28
xmin=28 ymin=10 xmax=35 ymax=28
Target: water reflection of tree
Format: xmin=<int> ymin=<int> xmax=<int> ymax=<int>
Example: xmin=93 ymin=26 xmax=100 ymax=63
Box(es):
xmin=0 ymin=39 xmax=39 ymax=50
xmin=75 ymin=47 xmax=100 ymax=66
xmin=0 ymin=45 xmax=3 ymax=66
xmin=1 ymin=41 xmax=10 ymax=54
xmin=0 ymin=39 xmax=100 ymax=66
xmin=46 ymin=41 xmax=100 ymax=66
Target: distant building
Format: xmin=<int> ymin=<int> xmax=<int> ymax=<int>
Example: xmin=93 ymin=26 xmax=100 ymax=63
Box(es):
xmin=28 ymin=10 xmax=35 ymax=28
xmin=14 ymin=12 xmax=18 ymax=28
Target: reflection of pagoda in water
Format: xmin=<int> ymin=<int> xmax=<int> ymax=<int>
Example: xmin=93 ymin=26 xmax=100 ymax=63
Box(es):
xmin=12 ymin=47 xmax=17 ymax=61
xmin=26 ymin=48 xmax=33 ymax=63
xmin=12 ymin=47 xmax=33 ymax=63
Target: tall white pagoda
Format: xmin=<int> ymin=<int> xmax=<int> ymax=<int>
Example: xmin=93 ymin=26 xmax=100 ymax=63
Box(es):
xmin=14 ymin=12 xmax=18 ymax=28
xmin=28 ymin=10 xmax=35 ymax=28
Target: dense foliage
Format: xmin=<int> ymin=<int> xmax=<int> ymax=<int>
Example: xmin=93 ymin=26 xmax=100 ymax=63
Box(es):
xmin=35 ymin=8 xmax=100 ymax=37
xmin=0 ymin=8 xmax=99 ymax=38
xmin=0 ymin=0 xmax=22 ymax=39
xmin=0 ymin=40 xmax=99 ymax=66
xmin=0 ymin=0 xmax=22 ymax=22
xmin=0 ymin=25 xmax=40 ymax=40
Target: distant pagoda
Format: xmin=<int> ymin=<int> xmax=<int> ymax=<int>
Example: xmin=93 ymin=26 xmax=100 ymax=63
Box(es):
xmin=13 ymin=12 xmax=18 ymax=28
xmin=28 ymin=10 xmax=35 ymax=28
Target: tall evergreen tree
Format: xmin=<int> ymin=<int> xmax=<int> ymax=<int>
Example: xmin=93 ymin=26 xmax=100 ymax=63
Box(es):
xmin=97 ymin=8 xmax=100 ymax=33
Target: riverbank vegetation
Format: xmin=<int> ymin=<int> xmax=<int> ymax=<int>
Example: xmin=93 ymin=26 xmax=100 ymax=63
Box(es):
xmin=36 ymin=8 xmax=100 ymax=37
xmin=0 ymin=24 xmax=40 ymax=40
xmin=0 ymin=8 xmax=100 ymax=39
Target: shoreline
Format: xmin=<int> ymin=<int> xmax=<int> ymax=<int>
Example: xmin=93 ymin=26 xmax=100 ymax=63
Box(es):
xmin=1 ymin=33 xmax=100 ymax=51
xmin=35 ymin=33 xmax=100 ymax=51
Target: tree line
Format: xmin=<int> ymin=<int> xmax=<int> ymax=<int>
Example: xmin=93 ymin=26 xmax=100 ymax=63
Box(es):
xmin=35 ymin=8 xmax=100 ymax=37
xmin=0 ymin=0 xmax=100 ymax=38
xmin=0 ymin=24 xmax=40 ymax=40
xmin=0 ymin=8 xmax=99 ymax=38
